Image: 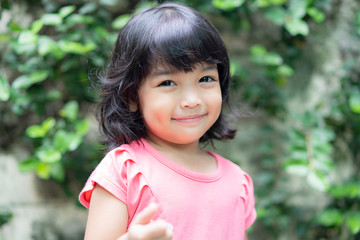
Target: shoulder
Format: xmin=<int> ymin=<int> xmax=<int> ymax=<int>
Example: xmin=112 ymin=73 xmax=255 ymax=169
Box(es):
xmin=210 ymin=151 xmax=254 ymax=185
xmin=104 ymin=141 xmax=146 ymax=165
xmin=211 ymin=151 xmax=244 ymax=173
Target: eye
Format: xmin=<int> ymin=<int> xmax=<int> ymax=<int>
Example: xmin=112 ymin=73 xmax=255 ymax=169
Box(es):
xmin=158 ymin=80 xmax=175 ymax=87
xmin=199 ymin=76 xmax=216 ymax=83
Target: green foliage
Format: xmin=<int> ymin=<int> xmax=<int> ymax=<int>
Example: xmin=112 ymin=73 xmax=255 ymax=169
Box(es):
xmin=19 ymin=101 xmax=90 ymax=181
xmin=0 ymin=1 xmax=119 ymax=186
xmin=0 ymin=212 xmax=13 ymax=228
xmin=284 ymin=112 xmax=335 ymax=191
xmin=1 ymin=0 xmax=360 ymax=239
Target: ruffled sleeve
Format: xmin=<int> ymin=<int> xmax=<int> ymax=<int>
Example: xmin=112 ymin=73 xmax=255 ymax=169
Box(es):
xmin=79 ymin=148 xmax=129 ymax=208
xmin=78 ymin=147 xmax=157 ymax=223
xmin=240 ymin=172 xmax=257 ymax=230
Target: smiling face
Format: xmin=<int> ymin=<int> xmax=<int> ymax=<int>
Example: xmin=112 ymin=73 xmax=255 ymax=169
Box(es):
xmin=136 ymin=62 xmax=222 ymax=146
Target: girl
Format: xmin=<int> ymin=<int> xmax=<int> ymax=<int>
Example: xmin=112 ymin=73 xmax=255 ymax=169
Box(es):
xmin=79 ymin=2 xmax=256 ymax=240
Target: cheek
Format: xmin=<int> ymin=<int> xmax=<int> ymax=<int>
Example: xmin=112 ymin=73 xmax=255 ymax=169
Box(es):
xmin=208 ymin=88 xmax=222 ymax=114
xmin=139 ymin=94 xmax=172 ymax=123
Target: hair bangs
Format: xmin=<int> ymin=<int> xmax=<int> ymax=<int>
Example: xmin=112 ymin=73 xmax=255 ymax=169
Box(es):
xmin=143 ymin=10 xmax=222 ymax=75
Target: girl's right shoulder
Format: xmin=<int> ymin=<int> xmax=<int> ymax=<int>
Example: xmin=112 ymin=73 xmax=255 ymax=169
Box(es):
xmin=79 ymin=142 xmax=144 ymax=208
xmin=105 ymin=141 xmax=143 ymax=165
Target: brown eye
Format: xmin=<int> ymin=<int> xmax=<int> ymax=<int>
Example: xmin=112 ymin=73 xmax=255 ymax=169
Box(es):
xmin=158 ymin=80 xmax=175 ymax=87
xmin=199 ymin=76 xmax=215 ymax=83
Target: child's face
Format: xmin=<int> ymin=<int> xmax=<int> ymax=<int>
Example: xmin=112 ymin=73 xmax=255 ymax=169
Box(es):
xmin=136 ymin=62 xmax=222 ymax=145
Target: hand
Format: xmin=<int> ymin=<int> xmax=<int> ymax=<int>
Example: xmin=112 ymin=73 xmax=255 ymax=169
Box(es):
xmin=118 ymin=203 xmax=173 ymax=240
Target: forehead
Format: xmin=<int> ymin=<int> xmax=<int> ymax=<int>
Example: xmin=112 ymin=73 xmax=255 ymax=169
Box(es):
xmin=148 ymin=62 xmax=218 ymax=77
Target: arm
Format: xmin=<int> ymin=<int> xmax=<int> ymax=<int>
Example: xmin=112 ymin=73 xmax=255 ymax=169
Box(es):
xmin=84 ymin=185 xmax=173 ymax=240
xmin=84 ymin=185 xmax=129 ymax=240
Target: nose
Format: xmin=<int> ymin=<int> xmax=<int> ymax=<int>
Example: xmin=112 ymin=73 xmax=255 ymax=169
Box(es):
xmin=180 ymin=88 xmax=202 ymax=109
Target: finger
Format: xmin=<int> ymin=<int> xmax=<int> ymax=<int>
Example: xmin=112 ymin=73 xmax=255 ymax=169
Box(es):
xmin=131 ymin=203 xmax=158 ymax=225
xmin=130 ymin=220 xmax=171 ymax=240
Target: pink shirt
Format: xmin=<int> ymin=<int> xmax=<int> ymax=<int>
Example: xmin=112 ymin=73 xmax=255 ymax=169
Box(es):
xmin=79 ymin=139 xmax=256 ymax=239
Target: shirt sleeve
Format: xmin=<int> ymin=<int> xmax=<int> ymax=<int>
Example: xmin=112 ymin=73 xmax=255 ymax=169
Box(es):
xmin=78 ymin=148 xmax=129 ymax=208
xmin=243 ymin=172 xmax=257 ymax=230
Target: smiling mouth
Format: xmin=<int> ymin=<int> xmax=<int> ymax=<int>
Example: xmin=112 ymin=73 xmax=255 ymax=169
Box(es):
xmin=172 ymin=114 xmax=206 ymax=123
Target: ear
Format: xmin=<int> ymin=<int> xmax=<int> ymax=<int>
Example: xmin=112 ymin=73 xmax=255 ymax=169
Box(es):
xmin=129 ymin=99 xmax=138 ymax=112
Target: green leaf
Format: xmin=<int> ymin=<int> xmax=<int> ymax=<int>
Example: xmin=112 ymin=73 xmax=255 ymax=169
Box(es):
xmin=12 ymin=70 xmax=49 ymax=89
xmin=59 ymin=101 xmax=79 ymax=121
xmin=251 ymin=44 xmax=267 ymax=56
xmin=0 ymin=75 xmax=10 ymax=101
xmin=1 ymin=0 xmax=10 ymax=10
xmin=26 ymin=125 xmax=45 ymax=138
xmin=58 ymin=40 xmax=96 ymax=54
xmin=285 ymin=18 xmax=309 ymax=36
xmin=284 ymin=162 xmax=309 ymax=176
xmin=349 ymin=89 xmax=360 ymax=114
xmin=212 ymin=0 xmax=245 ymax=11
xmin=26 ymin=118 xmax=56 ymax=138
xmin=38 ymin=36 xmax=56 ymax=55
xmin=50 ymin=162 xmax=65 ymax=182
xmin=0 ymin=33 xmax=11 ymax=43
xmin=316 ymin=209 xmax=344 ymax=227
xmin=112 ymin=14 xmax=131 ymax=30
xmin=42 ymin=118 xmax=56 ymax=133
xmin=346 ymin=212 xmax=360 ymax=234
xmin=329 ymin=182 xmax=360 ymax=199
xmin=277 ymin=65 xmax=294 ymax=77
xmin=54 ymin=130 xmax=69 ymax=153
xmin=68 ymin=134 xmax=82 ymax=151
xmin=76 ymin=119 xmax=90 ymax=135
xmin=79 ymin=3 xmax=97 ymax=15
xmin=46 ymin=90 xmax=62 ymax=100
xmin=288 ymin=0 xmax=307 ymax=19
xmin=54 ymin=130 xmax=82 ymax=152
xmin=263 ymin=52 xmax=283 ymax=66
xmin=65 ymin=14 xmax=95 ymax=27
xmin=311 ymin=127 xmax=335 ymax=145
xmin=307 ymin=7 xmax=325 ymax=23
xmin=255 ymin=0 xmax=286 ymax=7
xmin=307 ymin=171 xmax=327 ymax=191
xmin=230 ymin=61 xmax=238 ymax=77
xmin=264 ymin=7 xmax=286 ymax=25
xmin=30 ymin=19 xmax=43 ymax=34
xmin=134 ymin=1 xmax=158 ymax=13
xmin=0 ymin=212 xmax=13 ymax=227
xmin=100 ymin=0 xmax=118 ymax=7
xmin=41 ymin=13 xmax=62 ymax=26
xmin=36 ymin=163 xmax=51 ymax=179
xmin=18 ymin=156 xmax=40 ymax=172
xmin=289 ymin=150 xmax=308 ymax=160
xmin=36 ymin=148 xmax=62 ymax=163
xmin=18 ymin=30 xmax=38 ymax=44
xmin=8 ymin=21 xmax=22 ymax=31
xmin=59 ymin=5 xmax=76 ymax=18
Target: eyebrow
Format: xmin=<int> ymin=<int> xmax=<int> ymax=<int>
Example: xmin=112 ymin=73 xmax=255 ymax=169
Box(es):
xmin=149 ymin=64 xmax=217 ymax=77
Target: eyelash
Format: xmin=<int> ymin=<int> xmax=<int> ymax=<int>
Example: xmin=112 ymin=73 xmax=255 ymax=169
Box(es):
xmin=157 ymin=76 xmax=216 ymax=87
xmin=158 ymin=80 xmax=175 ymax=87
xmin=199 ymin=76 xmax=216 ymax=83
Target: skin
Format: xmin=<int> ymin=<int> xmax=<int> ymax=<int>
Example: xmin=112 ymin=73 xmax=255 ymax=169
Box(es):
xmin=136 ymin=62 xmax=222 ymax=173
xmin=84 ymin=62 xmax=249 ymax=239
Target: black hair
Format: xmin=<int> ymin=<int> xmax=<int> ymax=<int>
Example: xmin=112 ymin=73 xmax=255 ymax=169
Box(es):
xmin=98 ymin=2 xmax=236 ymax=150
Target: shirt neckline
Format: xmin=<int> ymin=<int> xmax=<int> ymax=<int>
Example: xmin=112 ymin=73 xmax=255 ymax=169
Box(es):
xmin=137 ymin=138 xmax=223 ymax=182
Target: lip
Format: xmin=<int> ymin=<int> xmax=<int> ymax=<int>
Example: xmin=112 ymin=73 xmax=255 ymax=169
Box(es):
xmin=172 ymin=114 xmax=206 ymax=123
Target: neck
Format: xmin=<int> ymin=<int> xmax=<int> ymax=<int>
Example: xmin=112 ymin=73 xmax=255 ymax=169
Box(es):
xmin=145 ymin=134 xmax=202 ymax=156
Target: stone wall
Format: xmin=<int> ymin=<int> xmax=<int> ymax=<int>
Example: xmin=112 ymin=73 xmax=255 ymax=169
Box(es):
xmin=0 ymin=148 xmax=87 ymax=240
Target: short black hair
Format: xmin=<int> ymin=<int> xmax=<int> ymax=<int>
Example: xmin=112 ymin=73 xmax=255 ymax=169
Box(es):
xmin=98 ymin=2 xmax=236 ymax=150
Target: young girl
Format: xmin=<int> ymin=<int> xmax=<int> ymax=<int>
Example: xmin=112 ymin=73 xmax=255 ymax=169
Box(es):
xmin=79 ymin=2 xmax=256 ymax=240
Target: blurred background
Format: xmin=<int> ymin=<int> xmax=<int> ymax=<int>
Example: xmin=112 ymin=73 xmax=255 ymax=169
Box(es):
xmin=0 ymin=0 xmax=359 ymax=239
